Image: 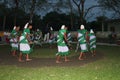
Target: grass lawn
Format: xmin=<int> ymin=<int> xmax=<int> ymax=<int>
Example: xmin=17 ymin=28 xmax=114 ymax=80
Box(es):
xmin=30 ymin=43 xmax=78 ymax=58
xmin=0 ymin=44 xmax=120 ymax=80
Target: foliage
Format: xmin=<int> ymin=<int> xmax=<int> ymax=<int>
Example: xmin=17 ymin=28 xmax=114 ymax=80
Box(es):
xmin=0 ymin=0 xmax=110 ymax=31
xmin=87 ymin=15 xmax=108 ymax=31
xmin=0 ymin=6 xmax=41 ymax=31
xmin=53 ymin=0 xmax=100 ymax=26
xmin=97 ymin=0 xmax=120 ymax=18
xmin=42 ymin=11 xmax=80 ymax=31
xmin=72 ymin=0 xmax=100 ymax=24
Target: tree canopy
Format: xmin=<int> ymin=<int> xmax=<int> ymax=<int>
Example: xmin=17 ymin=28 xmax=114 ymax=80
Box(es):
xmin=97 ymin=0 xmax=120 ymax=18
xmin=0 ymin=0 xmax=109 ymax=31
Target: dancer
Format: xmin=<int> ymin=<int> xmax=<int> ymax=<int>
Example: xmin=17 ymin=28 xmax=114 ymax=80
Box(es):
xmin=77 ymin=25 xmax=88 ymax=60
xmin=88 ymin=29 xmax=96 ymax=56
xmin=10 ymin=26 xmax=20 ymax=56
xmin=19 ymin=23 xmax=33 ymax=62
xmin=56 ymin=25 xmax=70 ymax=63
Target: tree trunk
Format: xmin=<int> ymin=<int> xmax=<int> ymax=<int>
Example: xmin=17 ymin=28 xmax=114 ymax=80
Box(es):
xmin=14 ymin=13 xmax=16 ymax=26
xmin=72 ymin=0 xmax=86 ymax=25
xmin=81 ymin=0 xmax=84 ymax=24
xmin=14 ymin=0 xmax=19 ymax=26
xmin=78 ymin=6 xmax=82 ymax=24
xmin=68 ymin=0 xmax=73 ymax=29
xmin=102 ymin=21 xmax=104 ymax=32
xmin=29 ymin=0 xmax=36 ymax=23
xmin=3 ymin=15 xmax=6 ymax=31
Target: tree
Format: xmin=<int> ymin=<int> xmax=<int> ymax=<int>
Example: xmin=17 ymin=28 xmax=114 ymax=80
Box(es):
xmin=96 ymin=16 xmax=108 ymax=31
xmin=2 ymin=0 xmax=47 ymax=23
xmin=42 ymin=11 xmax=75 ymax=30
xmin=97 ymin=0 xmax=120 ymax=17
xmin=72 ymin=0 xmax=100 ymax=24
xmin=68 ymin=0 xmax=74 ymax=29
xmin=2 ymin=0 xmax=20 ymax=25
xmin=51 ymin=0 xmax=74 ymax=29
xmin=0 ymin=2 xmax=10 ymax=30
xmin=29 ymin=0 xmax=36 ymax=23
xmin=19 ymin=0 xmax=47 ymax=23
xmin=14 ymin=0 xmax=19 ymax=25
xmin=88 ymin=16 xmax=108 ymax=32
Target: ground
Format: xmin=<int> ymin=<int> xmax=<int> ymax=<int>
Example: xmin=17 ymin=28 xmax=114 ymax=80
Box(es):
xmin=0 ymin=46 xmax=103 ymax=68
xmin=0 ymin=45 xmax=120 ymax=80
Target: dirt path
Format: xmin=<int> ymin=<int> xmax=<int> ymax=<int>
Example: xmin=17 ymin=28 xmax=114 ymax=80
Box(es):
xmin=0 ymin=51 xmax=103 ymax=68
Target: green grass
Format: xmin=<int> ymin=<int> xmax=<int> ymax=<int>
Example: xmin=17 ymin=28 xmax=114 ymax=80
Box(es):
xmin=31 ymin=48 xmax=77 ymax=58
xmin=0 ymin=45 xmax=120 ymax=80
xmin=31 ymin=47 xmax=78 ymax=58
xmin=0 ymin=44 xmax=79 ymax=58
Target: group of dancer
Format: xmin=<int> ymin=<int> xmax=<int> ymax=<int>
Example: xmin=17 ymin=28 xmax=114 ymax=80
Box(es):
xmin=56 ymin=25 xmax=96 ymax=63
xmin=9 ymin=22 xmax=96 ymax=63
xmin=10 ymin=23 xmax=33 ymax=62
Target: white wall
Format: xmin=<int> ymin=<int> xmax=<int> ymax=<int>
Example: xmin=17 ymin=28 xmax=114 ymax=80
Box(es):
xmin=108 ymin=22 xmax=120 ymax=33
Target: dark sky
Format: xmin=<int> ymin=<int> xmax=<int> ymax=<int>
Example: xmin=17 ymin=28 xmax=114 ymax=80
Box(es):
xmin=79 ymin=0 xmax=112 ymax=21
xmin=85 ymin=0 xmax=114 ymax=21
xmin=0 ymin=0 xmax=112 ymax=22
xmin=38 ymin=0 xmax=112 ymax=22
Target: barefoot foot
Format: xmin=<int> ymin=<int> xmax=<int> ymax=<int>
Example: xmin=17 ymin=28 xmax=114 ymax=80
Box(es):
xmin=26 ymin=59 xmax=32 ymax=62
xmin=56 ymin=61 xmax=62 ymax=63
xmin=18 ymin=59 xmax=24 ymax=62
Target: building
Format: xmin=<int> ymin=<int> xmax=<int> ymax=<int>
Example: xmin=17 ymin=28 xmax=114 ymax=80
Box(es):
xmin=107 ymin=19 xmax=120 ymax=33
xmin=96 ymin=19 xmax=120 ymax=38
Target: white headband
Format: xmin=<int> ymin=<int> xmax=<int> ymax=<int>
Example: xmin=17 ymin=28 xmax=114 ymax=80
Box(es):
xmin=13 ymin=26 xmax=16 ymax=30
xmin=61 ymin=25 xmax=65 ymax=29
xmin=24 ymin=23 xmax=29 ymax=29
xmin=50 ymin=27 xmax=53 ymax=31
xmin=90 ymin=29 xmax=94 ymax=33
xmin=80 ymin=25 xmax=84 ymax=29
xmin=37 ymin=29 xmax=39 ymax=31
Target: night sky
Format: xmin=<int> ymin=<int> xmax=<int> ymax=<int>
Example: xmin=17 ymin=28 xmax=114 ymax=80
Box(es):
xmin=38 ymin=0 xmax=112 ymax=22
